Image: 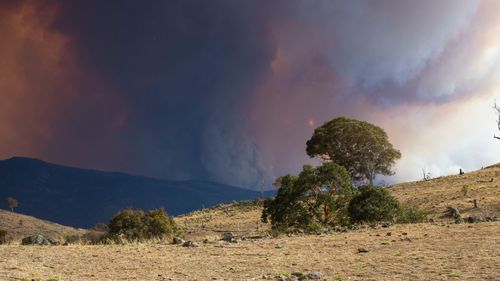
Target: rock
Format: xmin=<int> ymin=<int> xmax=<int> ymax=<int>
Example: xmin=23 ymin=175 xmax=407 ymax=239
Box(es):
xmin=172 ymin=237 xmax=185 ymax=245
xmin=357 ymin=247 xmax=369 ymax=253
xmin=400 ymin=236 xmax=412 ymax=242
xmin=21 ymin=235 xmax=53 ymax=246
xmin=466 ymin=216 xmax=483 ymax=223
xmin=291 ymin=272 xmax=304 ymax=278
xmin=275 ymin=244 xmax=283 ymax=249
xmin=386 ymin=232 xmax=392 ymax=236
xmin=305 ymin=272 xmax=323 ymax=280
xmin=446 ymin=206 xmax=461 ymax=219
xmin=221 ymin=232 xmax=237 ymax=243
xmin=182 ymin=240 xmax=199 ymax=247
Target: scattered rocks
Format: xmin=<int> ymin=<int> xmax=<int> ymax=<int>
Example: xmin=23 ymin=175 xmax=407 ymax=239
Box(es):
xmin=182 ymin=240 xmax=199 ymax=248
xmin=221 ymin=232 xmax=237 ymax=243
xmin=21 ymin=235 xmax=56 ymax=246
xmin=304 ymin=272 xmax=323 ymax=280
xmin=273 ymin=271 xmax=324 ymax=281
xmin=172 ymin=237 xmax=185 ymax=245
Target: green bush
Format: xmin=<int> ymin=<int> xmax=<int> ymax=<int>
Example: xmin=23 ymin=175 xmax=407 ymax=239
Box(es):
xmin=262 ymin=163 xmax=356 ymax=232
xmin=107 ymin=208 xmax=181 ymax=242
xmin=348 ymin=186 xmax=400 ymax=223
xmin=397 ymin=204 xmax=428 ymax=224
xmin=64 ymin=234 xmax=82 ymax=244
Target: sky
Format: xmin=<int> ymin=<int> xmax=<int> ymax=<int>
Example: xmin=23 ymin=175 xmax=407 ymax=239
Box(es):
xmin=0 ymin=0 xmax=499 ymax=189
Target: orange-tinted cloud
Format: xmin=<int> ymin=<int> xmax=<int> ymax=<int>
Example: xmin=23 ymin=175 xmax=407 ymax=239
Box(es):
xmin=0 ymin=2 xmax=129 ymax=172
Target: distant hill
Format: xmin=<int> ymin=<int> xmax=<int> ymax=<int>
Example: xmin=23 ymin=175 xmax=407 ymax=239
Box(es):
xmin=0 ymin=209 xmax=83 ymax=241
xmin=0 ymin=157 xmax=273 ymax=228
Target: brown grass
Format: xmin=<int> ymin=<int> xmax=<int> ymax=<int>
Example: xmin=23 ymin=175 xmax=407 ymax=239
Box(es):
xmin=1 ymin=222 xmax=498 ymax=280
xmin=0 ymin=165 xmax=499 ymax=280
xmin=0 ymin=210 xmax=84 ymax=242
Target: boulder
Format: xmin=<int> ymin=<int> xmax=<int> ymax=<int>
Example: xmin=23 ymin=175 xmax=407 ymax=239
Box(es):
xmin=172 ymin=236 xmax=185 ymax=245
xmin=182 ymin=240 xmax=199 ymax=247
xmin=304 ymin=272 xmax=323 ymax=280
xmin=446 ymin=206 xmax=461 ymax=219
xmin=357 ymin=247 xmax=369 ymax=253
xmin=221 ymin=232 xmax=237 ymax=243
xmin=21 ymin=235 xmax=54 ymax=246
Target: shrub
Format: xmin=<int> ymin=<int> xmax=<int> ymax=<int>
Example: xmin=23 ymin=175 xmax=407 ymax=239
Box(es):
xmin=348 ymin=186 xmax=400 ymax=223
xmin=91 ymin=223 xmax=110 ymax=233
xmin=462 ymin=185 xmax=469 ymax=196
xmin=82 ymin=230 xmax=107 ymax=244
xmin=397 ymin=204 xmax=428 ymax=224
xmin=107 ymin=208 xmax=181 ymax=242
xmin=64 ymin=234 xmax=82 ymax=244
xmin=262 ymin=163 xmax=356 ymax=232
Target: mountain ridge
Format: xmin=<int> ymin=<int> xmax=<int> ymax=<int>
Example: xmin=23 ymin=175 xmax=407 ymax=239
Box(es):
xmin=0 ymin=157 xmax=273 ymax=228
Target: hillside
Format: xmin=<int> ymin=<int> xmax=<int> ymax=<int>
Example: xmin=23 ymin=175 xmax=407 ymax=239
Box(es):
xmin=0 ymin=209 xmax=83 ymax=241
xmin=389 ymin=164 xmax=500 ymax=219
xmin=0 ymin=164 xmax=499 ymax=281
xmin=0 ymin=157 xmax=273 ymax=228
xmin=177 ymin=164 xmax=500 ymax=239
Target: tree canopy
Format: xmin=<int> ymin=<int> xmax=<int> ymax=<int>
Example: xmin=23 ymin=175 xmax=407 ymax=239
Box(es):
xmin=261 ymin=162 xmax=356 ymax=230
xmin=306 ymin=117 xmax=401 ymax=185
xmin=5 ymin=197 xmax=18 ymax=212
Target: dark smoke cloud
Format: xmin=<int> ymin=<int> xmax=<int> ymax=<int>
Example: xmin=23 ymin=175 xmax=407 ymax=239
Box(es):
xmin=1 ymin=1 xmax=498 ymax=188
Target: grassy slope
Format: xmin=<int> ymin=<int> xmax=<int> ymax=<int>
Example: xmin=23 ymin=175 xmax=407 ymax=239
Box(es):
xmin=389 ymin=164 xmax=499 ymax=219
xmin=0 ymin=165 xmax=498 ymax=280
xmin=0 ymin=210 xmax=84 ymax=242
xmin=176 ymin=165 xmax=500 ymax=239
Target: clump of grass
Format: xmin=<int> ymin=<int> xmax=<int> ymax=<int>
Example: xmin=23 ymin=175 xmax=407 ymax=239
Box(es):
xmin=462 ymin=185 xmax=469 ymax=196
xmin=397 ymin=204 xmax=429 ymax=224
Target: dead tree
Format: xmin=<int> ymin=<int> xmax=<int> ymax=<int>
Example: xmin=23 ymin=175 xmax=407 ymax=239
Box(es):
xmin=495 ymin=102 xmax=500 ymax=140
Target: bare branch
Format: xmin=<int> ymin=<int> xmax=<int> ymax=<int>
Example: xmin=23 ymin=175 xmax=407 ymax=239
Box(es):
xmin=495 ymin=101 xmax=500 ymax=140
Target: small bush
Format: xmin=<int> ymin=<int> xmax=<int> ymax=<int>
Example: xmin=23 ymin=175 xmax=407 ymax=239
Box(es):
xmin=0 ymin=229 xmax=9 ymax=245
xmin=64 ymin=234 xmax=82 ymax=244
xmin=107 ymin=208 xmax=181 ymax=242
xmin=82 ymin=230 xmax=107 ymax=244
xmin=397 ymin=204 xmax=428 ymax=224
xmin=348 ymin=186 xmax=400 ymax=223
xmin=462 ymin=185 xmax=469 ymax=196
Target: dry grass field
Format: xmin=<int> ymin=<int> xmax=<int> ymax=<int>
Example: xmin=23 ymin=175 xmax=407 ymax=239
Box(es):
xmin=0 ymin=165 xmax=499 ymax=281
xmin=0 ymin=210 xmax=83 ymax=242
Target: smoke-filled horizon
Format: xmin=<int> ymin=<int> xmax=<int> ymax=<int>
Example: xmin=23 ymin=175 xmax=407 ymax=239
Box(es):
xmin=1 ymin=0 xmax=499 ymax=189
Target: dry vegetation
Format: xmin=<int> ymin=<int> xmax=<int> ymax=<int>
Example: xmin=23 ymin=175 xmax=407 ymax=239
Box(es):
xmin=0 ymin=165 xmax=499 ymax=280
xmin=390 ymin=164 xmax=500 ymax=220
xmin=0 ymin=210 xmax=84 ymax=242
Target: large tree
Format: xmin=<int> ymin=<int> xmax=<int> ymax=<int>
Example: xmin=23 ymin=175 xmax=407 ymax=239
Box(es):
xmin=306 ymin=117 xmax=401 ymax=185
xmin=261 ymin=162 xmax=356 ymax=229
